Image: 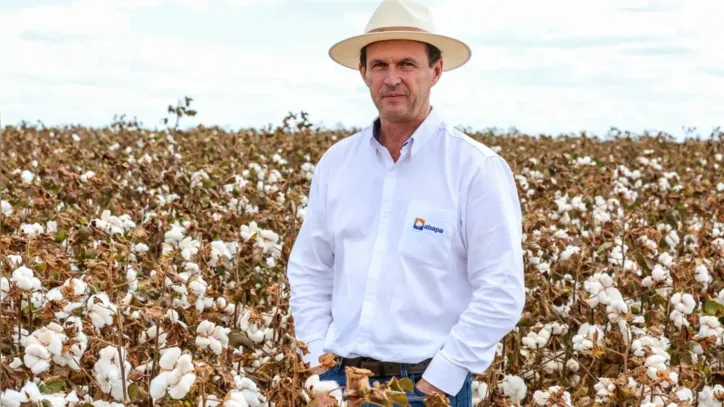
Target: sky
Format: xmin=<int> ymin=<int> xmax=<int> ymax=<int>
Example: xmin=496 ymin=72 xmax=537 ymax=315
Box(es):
xmin=0 ymin=0 xmax=722 ymax=140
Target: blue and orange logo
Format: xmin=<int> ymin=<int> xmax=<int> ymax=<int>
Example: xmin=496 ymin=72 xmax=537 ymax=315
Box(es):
xmin=412 ymin=218 xmax=443 ymax=234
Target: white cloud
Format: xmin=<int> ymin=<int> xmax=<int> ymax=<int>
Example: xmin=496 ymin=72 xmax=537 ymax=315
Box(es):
xmin=0 ymin=0 xmax=721 ymax=139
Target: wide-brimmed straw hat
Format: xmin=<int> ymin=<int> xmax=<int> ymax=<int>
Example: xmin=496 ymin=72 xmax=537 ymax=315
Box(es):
xmin=328 ymin=0 xmax=472 ymax=72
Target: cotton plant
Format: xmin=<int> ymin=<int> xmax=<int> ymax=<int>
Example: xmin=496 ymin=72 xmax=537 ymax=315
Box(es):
xmin=20 ymin=222 xmax=45 ymax=237
xmin=196 ymin=320 xmax=231 ymax=355
xmin=593 ymin=378 xmax=616 ymax=404
xmin=150 ymin=347 xmax=197 ymax=401
xmin=695 ymin=263 xmax=713 ymax=289
xmin=209 ymin=240 xmax=239 ymax=268
xmin=10 ymin=265 xmax=42 ymax=292
xmin=642 ymin=263 xmax=673 ymax=297
xmin=631 ymin=334 xmax=673 ymax=381
xmin=500 ymin=375 xmax=527 ymax=404
xmin=583 ymin=272 xmax=628 ymax=324
xmin=694 ymin=316 xmax=724 ymax=347
xmin=139 ymin=325 xmax=168 ymax=348
xmin=93 ymin=346 xmax=132 ymax=402
xmin=86 ymin=292 xmax=117 ymax=329
xmin=521 ymin=322 xmax=567 ymax=350
xmin=304 ymin=374 xmax=342 ymax=406
xmin=532 ymin=386 xmax=572 ymax=407
xmin=227 ymin=195 xmax=259 ymax=215
xmin=571 ymin=323 xmax=605 ymax=353
xmin=91 ymin=209 xmax=136 ymax=236
xmin=240 ymin=222 xmax=283 ymax=267
xmin=21 ymin=318 xmax=88 ymax=374
xmin=225 ymin=375 xmax=269 ymax=407
xmin=668 ymin=292 xmax=696 ymax=328
xmin=1 ymin=199 xmax=13 ymax=216
xmin=162 ymin=221 xmax=201 ymax=260
xmin=0 ymin=380 xmax=79 ymax=407
xmin=471 ymin=380 xmax=488 ymax=405
xmin=190 ymin=169 xmax=210 ymax=188
xmin=540 ymin=350 xmax=568 ymax=375
xmin=698 ymin=385 xmax=724 ymax=407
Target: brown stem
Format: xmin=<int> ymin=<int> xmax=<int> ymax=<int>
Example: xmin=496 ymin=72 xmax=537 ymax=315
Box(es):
xmin=116 ymin=305 xmax=128 ymax=405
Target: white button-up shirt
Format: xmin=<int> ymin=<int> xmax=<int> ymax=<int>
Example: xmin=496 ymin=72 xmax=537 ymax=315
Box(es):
xmin=286 ymin=108 xmax=525 ymax=396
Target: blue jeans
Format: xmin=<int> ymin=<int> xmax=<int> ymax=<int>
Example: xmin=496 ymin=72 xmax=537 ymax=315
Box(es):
xmin=317 ymin=359 xmax=473 ymax=407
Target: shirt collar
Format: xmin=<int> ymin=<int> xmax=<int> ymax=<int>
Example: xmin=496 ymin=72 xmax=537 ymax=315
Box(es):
xmin=368 ymin=106 xmax=442 ymax=160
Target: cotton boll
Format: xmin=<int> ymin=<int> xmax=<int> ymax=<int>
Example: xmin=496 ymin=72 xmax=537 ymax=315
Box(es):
xmin=224 ymin=391 xmax=251 ymax=407
xmin=195 ymin=321 xmax=230 ymax=356
xmin=12 ymin=266 xmax=42 ymax=291
xmin=1 ymin=389 xmax=27 ymax=407
xmin=695 ymin=264 xmax=712 ymax=286
xmin=471 ymin=380 xmax=487 ymax=405
xmin=86 ymin=293 xmax=117 ymax=329
xmin=698 ymin=385 xmax=724 ymax=407
xmin=92 ymin=346 xmax=132 ymax=402
xmin=247 ymin=328 xmax=265 ymax=344
xmin=671 ymin=292 xmax=696 ymax=314
xmin=168 ymin=372 xmax=196 ymax=399
xmin=572 ymin=323 xmax=604 ymax=352
xmin=151 ymin=348 xmax=197 ymax=401
xmin=126 ymin=268 xmax=138 ymax=292
xmin=533 ymin=386 xmax=572 ymax=406
xmin=189 ymin=277 xmax=207 ymax=296
xmin=151 ymin=372 xmax=170 ymax=400
xmin=500 ymin=375 xmax=527 ymax=402
xmin=594 ymin=378 xmax=616 ymax=403
xmin=24 ymin=343 xmax=51 ymax=374
xmin=159 ymin=347 xmax=182 ymax=370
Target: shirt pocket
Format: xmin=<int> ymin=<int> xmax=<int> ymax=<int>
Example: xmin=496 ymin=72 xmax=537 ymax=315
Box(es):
xmin=398 ymin=201 xmax=456 ymax=268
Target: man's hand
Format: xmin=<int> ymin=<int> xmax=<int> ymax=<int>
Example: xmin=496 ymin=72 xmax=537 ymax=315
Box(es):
xmin=415 ymin=378 xmax=443 ymax=395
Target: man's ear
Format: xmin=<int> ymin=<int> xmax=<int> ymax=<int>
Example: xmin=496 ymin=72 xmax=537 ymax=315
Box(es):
xmin=431 ymin=60 xmax=443 ymax=86
xmin=359 ymin=63 xmax=367 ymax=82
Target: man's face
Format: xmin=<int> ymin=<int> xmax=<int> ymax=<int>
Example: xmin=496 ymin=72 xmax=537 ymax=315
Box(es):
xmin=359 ymin=40 xmax=442 ymax=123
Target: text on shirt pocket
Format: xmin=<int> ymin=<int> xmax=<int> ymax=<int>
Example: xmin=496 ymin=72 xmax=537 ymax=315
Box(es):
xmin=398 ymin=201 xmax=455 ymax=268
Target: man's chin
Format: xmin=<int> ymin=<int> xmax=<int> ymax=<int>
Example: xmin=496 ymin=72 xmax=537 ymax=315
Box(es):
xmin=380 ymin=108 xmax=409 ymax=122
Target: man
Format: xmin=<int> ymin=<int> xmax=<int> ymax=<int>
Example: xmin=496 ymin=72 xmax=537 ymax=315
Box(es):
xmin=286 ymin=0 xmax=525 ymax=405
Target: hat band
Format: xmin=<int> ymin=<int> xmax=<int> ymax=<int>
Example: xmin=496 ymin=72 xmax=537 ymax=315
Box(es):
xmin=367 ymin=26 xmax=431 ymax=34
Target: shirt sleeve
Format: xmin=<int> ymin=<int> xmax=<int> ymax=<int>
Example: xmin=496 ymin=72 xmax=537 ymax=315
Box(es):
xmin=286 ymin=161 xmax=335 ymax=368
xmin=422 ymin=154 xmax=526 ymax=395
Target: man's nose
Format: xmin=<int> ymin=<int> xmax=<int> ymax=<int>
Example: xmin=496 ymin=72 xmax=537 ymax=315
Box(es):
xmin=383 ymin=67 xmax=402 ymax=87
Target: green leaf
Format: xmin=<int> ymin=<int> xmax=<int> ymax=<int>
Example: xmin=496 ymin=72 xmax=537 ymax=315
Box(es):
xmin=517 ymin=318 xmax=533 ymax=327
xmin=597 ymin=241 xmax=613 ymax=254
xmin=55 ymin=231 xmax=67 ymax=243
xmin=650 ymin=293 xmax=667 ymax=306
xmin=635 ymin=252 xmax=651 ymax=272
xmin=704 ymin=301 xmax=724 ymax=316
xmin=128 ymin=382 xmax=147 ymax=402
xmin=666 ymin=212 xmax=679 ymax=229
xmin=39 ymin=376 xmax=68 ymax=394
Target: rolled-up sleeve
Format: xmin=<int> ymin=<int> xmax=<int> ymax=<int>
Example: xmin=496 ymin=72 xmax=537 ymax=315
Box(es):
xmin=286 ymin=161 xmax=335 ymax=367
xmin=422 ymin=154 xmax=526 ymax=395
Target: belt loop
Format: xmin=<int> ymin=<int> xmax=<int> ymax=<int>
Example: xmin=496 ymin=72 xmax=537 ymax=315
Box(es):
xmin=401 ymin=363 xmax=408 ymax=378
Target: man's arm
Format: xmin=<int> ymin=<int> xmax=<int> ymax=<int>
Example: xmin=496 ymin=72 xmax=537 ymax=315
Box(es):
xmin=420 ymin=154 xmax=526 ymax=396
xmin=287 ymin=163 xmax=335 ymax=369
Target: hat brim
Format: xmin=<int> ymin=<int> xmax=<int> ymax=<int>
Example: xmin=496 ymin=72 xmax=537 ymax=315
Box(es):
xmin=328 ymin=31 xmax=471 ymax=72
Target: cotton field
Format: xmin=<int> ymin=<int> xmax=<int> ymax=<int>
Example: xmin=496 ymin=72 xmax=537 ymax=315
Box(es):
xmin=0 ymin=112 xmax=723 ymax=407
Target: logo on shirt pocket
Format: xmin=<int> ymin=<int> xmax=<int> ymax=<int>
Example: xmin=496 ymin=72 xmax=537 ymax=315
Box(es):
xmin=412 ymin=217 xmax=443 ymax=234
xmin=400 ymin=202 xmax=454 ymax=268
